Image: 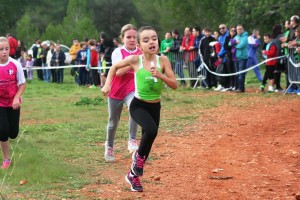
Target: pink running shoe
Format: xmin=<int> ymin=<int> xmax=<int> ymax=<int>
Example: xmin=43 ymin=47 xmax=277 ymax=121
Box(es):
xmin=1 ymin=159 xmax=11 ymax=169
xmin=125 ymin=172 xmax=143 ymax=192
xmin=131 ymin=151 xmax=146 ymax=176
xmin=128 ymin=139 xmax=138 ymax=153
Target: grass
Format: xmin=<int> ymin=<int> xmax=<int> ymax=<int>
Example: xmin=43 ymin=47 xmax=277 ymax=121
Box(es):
xmin=0 ymin=68 xmax=297 ymax=199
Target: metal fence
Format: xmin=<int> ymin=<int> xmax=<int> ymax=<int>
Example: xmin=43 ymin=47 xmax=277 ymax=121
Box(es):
xmin=286 ymin=48 xmax=300 ymax=93
xmin=163 ymin=50 xmax=206 ymax=88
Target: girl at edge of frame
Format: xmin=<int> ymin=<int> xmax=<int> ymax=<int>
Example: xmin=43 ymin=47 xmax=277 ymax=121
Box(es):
xmin=0 ymin=36 xmax=26 ymax=169
xmin=101 ymin=26 xmax=178 ymax=192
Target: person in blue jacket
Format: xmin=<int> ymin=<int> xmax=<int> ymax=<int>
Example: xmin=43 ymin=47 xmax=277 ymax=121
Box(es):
xmin=232 ymin=25 xmax=249 ymax=93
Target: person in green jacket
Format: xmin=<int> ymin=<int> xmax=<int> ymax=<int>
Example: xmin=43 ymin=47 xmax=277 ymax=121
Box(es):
xmin=160 ymin=32 xmax=174 ymax=61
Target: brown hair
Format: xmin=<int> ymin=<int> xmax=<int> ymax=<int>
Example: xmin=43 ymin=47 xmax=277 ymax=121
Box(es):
xmin=137 ymin=26 xmax=157 ymax=43
xmin=120 ymin=24 xmax=138 ymax=38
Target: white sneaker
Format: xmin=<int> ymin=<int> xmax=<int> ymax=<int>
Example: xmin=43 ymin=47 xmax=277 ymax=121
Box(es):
xmin=214 ymin=85 xmax=223 ymax=91
xmin=221 ymin=88 xmax=230 ymax=92
xmin=128 ymin=139 xmax=139 ymax=153
xmin=104 ymin=142 xmax=115 ymax=162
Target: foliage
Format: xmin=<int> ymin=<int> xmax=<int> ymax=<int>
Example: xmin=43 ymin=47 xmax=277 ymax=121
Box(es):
xmin=88 ymin=0 xmax=139 ymax=38
xmin=15 ymin=13 xmax=40 ymax=47
xmin=226 ymin=0 xmax=300 ymax=33
xmin=3 ymin=0 xmax=300 ymax=48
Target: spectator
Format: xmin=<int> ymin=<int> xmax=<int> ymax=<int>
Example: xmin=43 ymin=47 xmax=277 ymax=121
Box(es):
xmin=200 ymin=27 xmax=217 ymax=89
xmin=169 ymin=29 xmax=186 ymax=86
xmin=113 ymin=37 xmax=121 ymax=49
xmin=286 ymin=15 xmax=300 ymax=93
xmin=47 ymin=43 xmax=56 ymax=82
xmin=160 ymin=31 xmax=173 ymax=61
xmin=193 ymin=26 xmax=205 ymax=87
xmin=271 ymin=24 xmax=284 ymax=92
xmin=26 ymin=54 xmax=34 ymax=81
xmin=89 ymin=40 xmax=99 ymax=88
xmin=69 ymin=38 xmax=81 ymax=64
xmin=76 ymin=42 xmax=89 ymax=86
xmin=41 ymin=41 xmax=51 ymax=82
xmin=215 ymin=24 xmax=229 ymax=91
xmin=233 ymin=25 xmax=248 ymax=93
xmin=51 ymin=44 xmax=65 ymax=83
xmin=19 ymin=51 xmax=27 ymax=79
xmin=180 ymin=27 xmax=196 ymax=87
xmin=261 ymin=33 xmax=277 ymax=92
xmin=6 ymin=33 xmax=18 ymax=59
xmin=33 ymin=39 xmax=43 ymax=81
xmin=15 ymin=40 xmax=26 ymax=60
xmin=246 ymin=29 xmax=263 ymax=82
xmin=224 ymin=26 xmax=237 ymax=91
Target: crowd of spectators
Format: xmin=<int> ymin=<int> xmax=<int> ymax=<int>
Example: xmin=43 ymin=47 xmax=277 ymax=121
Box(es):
xmin=5 ymin=15 xmax=300 ymax=95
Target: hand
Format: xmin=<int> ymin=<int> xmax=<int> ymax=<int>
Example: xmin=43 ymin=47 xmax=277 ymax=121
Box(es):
xmin=12 ymin=97 xmax=20 ymax=110
xmin=236 ymin=40 xmax=240 ymax=44
xmin=101 ymin=84 xmax=110 ymax=97
xmin=256 ymin=35 xmax=261 ymax=40
xmin=279 ymin=37 xmax=287 ymax=43
xmin=150 ymin=66 xmax=161 ymax=79
xmin=262 ymin=50 xmax=266 ymax=54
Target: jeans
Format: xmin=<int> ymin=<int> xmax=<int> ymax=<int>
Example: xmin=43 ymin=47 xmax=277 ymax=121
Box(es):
xmin=172 ymin=60 xmax=186 ymax=85
xmin=56 ymin=69 xmax=64 ymax=83
xmin=236 ymin=59 xmax=248 ymax=92
xmin=42 ymin=63 xmax=51 ymax=82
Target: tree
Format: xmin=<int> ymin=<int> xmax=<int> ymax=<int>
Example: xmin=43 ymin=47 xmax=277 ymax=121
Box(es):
xmin=88 ymin=0 xmax=139 ymax=38
xmin=42 ymin=0 xmax=98 ymax=46
xmin=16 ymin=13 xmax=40 ymax=48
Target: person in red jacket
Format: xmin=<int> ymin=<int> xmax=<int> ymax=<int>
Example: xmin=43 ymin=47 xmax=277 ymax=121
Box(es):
xmin=261 ymin=33 xmax=277 ymax=92
xmin=6 ymin=33 xmax=18 ymax=59
xmin=180 ymin=27 xmax=196 ymax=87
xmin=89 ymin=40 xmax=99 ymax=88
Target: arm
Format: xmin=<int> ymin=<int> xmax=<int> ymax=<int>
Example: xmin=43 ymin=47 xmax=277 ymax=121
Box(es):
xmin=13 ymin=84 xmax=26 ymax=110
xmin=151 ymin=56 xmax=178 ymax=90
xmin=101 ymin=55 xmax=138 ymax=96
xmin=236 ymin=36 xmax=248 ymax=49
xmin=263 ymin=45 xmax=277 ymax=57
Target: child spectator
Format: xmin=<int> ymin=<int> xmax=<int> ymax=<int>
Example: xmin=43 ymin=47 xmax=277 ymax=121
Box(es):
xmin=76 ymin=42 xmax=89 ymax=86
xmin=261 ymin=33 xmax=277 ymax=92
xmin=89 ymin=40 xmax=99 ymax=88
xmin=0 ymin=36 xmax=26 ymax=169
xmin=26 ymin=54 xmax=34 ymax=81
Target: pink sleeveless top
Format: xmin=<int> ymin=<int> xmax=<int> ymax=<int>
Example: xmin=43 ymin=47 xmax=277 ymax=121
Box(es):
xmin=109 ymin=47 xmax=141 ymax=100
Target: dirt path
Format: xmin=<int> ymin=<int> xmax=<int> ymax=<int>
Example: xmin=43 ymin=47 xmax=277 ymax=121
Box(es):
xmin=75 ymin=97 xmax=300 ymax=200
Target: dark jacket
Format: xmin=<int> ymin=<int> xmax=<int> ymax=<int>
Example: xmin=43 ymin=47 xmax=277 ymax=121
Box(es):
xmin=169 ymin=36 xmax=183 ymax=52
xmin=200 ymin=36 xmax=215 ymax=65
xmin=51 ymin=51 xmax=65 ymax=66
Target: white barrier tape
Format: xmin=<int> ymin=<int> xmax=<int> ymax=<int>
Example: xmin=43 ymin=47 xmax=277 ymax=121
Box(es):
xmin=23 ymin=65 xmax=111 ymax=70
xmin=199 ymin=55 xmax=287 ymax=77
xmin=288 ymin=57 xmax=300 ymax=68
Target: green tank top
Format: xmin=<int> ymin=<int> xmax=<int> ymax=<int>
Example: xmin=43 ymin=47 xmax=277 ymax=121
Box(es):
xmin=134 ymin=55 xmax=164 ymax=100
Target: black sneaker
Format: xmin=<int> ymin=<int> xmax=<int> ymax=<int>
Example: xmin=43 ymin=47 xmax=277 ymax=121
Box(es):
xmin=131 ymin=151 xmax=146 ymax=176
xmin=125 ymin=172 xmax=143 ymax=192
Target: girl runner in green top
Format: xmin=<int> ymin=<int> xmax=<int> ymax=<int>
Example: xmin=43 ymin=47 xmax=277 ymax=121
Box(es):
xmin=101 ymin=26 xmax=178 ymax=192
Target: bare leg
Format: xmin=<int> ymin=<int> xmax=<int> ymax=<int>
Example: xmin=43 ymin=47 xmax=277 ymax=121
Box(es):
xmin=1 ymin=141 xmax=10 ymax=160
